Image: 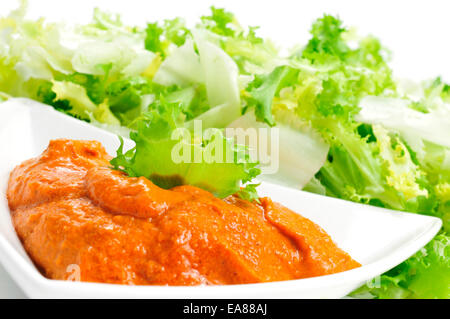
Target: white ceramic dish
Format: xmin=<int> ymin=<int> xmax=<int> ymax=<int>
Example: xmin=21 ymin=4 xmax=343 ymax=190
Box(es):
xmin=0 ymin=98 xmax=442 ymax=298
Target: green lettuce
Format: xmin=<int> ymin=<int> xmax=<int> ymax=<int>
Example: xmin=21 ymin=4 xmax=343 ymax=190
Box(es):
xmin=110 ymin=99 xmax=260 ymax=198
xmin=351 ymin=233 xmax=450 ymax=299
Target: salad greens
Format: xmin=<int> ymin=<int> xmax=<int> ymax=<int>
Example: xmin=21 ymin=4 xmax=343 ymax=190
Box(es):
xmin=0 ymin=0 xmax=448 ymax=299
xmin=110 ymin=99 xmax=260 ymax=199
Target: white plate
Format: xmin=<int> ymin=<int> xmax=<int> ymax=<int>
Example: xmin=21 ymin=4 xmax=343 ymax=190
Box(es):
xmin=0 ymin=98 xmax=442 ymax=299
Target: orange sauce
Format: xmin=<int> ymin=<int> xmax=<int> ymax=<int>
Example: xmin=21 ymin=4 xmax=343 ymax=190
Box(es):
xmin=7 ymin=139 xmax=360 ymax=285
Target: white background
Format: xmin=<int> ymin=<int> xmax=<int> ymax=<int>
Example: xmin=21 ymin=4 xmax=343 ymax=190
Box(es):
xmin=0 ymin=0 xmax=449 ymax=81
xmin=0 ymin=0 xmax=448 ymax=298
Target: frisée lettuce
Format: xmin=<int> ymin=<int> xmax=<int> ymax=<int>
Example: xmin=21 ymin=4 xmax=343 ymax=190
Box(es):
xmin=110 ymin=98 xmax=260 ymax=199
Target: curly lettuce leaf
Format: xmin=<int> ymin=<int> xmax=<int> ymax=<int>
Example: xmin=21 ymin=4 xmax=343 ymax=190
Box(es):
xmin=373 ymin=125 xmax=428 ymax=201
xmin=199 ymin=7 xmax=280 ymax=75
xmin=351 ymin=232 xmax=450 ymax=299
xmin=245 ymin=65 xmax=297 ymax=126
xmin=110 ymin=99 xmax=260 ymax=198
xmin=50 ymin=80 xmax=120 ymax=125
xmin=144 ymin=18 xmax=190 ymax=58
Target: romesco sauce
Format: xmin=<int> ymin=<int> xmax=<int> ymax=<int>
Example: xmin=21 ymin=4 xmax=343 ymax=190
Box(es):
xmin=7 ymin=139 xmax=360 ymax=285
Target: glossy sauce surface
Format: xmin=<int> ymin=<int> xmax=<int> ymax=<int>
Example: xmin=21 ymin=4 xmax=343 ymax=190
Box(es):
xmin=7 ymin=139 xmax=360 ymax=285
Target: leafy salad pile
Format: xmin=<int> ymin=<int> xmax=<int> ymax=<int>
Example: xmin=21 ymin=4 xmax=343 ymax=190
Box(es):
xmin=0 ymin=1 xmax=448 ymax=298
